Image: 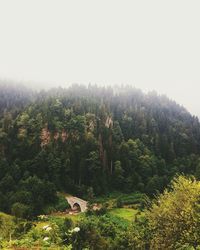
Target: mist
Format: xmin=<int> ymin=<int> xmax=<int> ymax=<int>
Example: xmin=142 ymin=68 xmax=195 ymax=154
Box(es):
xmin=0 ymin=0 xmax=199 ymax=116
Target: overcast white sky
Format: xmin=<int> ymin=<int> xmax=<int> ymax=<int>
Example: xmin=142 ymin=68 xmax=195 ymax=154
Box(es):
xmin=0 ymin=0 xmax=200 ymax=116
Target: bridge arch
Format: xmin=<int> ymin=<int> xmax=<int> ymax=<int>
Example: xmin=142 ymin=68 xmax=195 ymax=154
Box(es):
xmin=72 ymin=203 xmax=81 ymax=212
xmin=66 ymin=196 xmax=87 ymax=212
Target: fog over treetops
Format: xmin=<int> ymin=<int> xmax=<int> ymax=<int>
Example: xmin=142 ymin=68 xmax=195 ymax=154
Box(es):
xmin=0 ymin=1 xmax=200 ymax=117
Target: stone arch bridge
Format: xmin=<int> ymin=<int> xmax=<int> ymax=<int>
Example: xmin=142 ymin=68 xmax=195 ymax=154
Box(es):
xmin=65 ymin=196 xmax=88 ymax=212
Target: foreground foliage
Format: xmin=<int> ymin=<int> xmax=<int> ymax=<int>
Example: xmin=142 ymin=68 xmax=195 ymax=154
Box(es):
xmin=1 ymin=176 xmax=200 ymax=249
xmin=147 ymin=176 xmax=200 ymax=249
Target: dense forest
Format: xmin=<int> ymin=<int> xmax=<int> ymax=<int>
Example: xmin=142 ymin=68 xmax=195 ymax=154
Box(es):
xmin=1 ymin=83 xmax=200 ymax=218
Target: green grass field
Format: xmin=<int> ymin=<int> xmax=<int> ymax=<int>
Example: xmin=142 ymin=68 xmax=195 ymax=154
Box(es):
xmin=108 ymin=208 xmax=143 ymax=222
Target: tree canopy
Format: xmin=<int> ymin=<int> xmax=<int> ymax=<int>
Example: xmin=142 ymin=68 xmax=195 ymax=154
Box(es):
xmin=0 ymin=83 xmax=200 ymax=217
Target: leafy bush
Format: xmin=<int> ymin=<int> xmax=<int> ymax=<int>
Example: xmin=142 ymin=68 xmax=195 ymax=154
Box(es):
xmin=55 ymin=195 xmax=70 ymax=212
xmin=44 ymin=195 xmax=70 ymax=214
xmin=147 ymin=176 xmax=200 ymax=249
xmin=11 ymin=202 xmax=31 ymax=218
xmin=74 ymin=214 xmax=129 ymax=250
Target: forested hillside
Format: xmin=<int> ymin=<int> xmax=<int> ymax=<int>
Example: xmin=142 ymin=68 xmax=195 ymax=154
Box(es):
xmin=1 ymin=83 xmax=200 ymax=218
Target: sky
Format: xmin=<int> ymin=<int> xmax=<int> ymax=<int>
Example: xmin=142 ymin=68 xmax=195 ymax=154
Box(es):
xmin=0 ymin=0 xmax=200 ymax=116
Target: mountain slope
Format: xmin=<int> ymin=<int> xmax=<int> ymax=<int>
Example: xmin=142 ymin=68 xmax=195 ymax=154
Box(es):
xmin=0 ymin=84 xmax=200 ymax=217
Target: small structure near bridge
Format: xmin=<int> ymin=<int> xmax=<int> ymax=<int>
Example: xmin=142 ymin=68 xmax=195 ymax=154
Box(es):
xmin=66 ymin=196 xmax=88 ymax=213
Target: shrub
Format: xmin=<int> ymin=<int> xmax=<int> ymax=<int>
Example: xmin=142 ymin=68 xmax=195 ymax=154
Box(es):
xmin=55 ymin=195 xmax=70 ymax=212
xmin=147 ymin=176 xmax=200 ymax=249
xmin=11 ymin=202 xmax=31 ymax=219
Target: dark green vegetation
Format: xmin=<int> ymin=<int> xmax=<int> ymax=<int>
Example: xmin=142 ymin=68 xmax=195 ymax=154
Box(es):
xmin=1 ymin=84 xmax=200 ymax=249
xmin=1 ymin=83 xmax=200 ymax=219
xmin=2 ymin=176 xmax=200 ymax=249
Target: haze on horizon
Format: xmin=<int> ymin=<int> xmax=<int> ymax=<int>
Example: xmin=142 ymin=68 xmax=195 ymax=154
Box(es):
xmin=0 ymin=0 xmax=199 ymax=117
